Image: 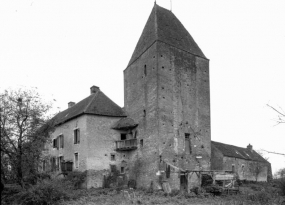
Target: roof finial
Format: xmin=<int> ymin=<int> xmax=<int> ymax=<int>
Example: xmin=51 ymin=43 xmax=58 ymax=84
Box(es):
xmin=154 ymin=0 xmax=156 ymax=4
xmin=170 ymin=0 xmax=172 ymax=12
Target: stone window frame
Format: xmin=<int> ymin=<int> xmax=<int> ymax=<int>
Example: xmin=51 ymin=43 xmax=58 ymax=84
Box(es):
xmin=74 ymin=153 xmax=79 ymax=169
xmin=111 ymin=153 xmax=116 ymax=161
xmin=58 ymin=134 xmax=64 ymax=149
xmin=74 ymin=128 xmax=80 ymax=144
xmin=58 ymin=155 xmax=64 ymax=171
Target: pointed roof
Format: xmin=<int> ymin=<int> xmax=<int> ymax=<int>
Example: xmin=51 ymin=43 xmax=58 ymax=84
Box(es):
xmin=212 ymin=141 xmax=268 ymax=163
xmin=127 ymin=4 xmax=206 ymax=67
xmin=54 ymin=90 xmax=126 ymax=125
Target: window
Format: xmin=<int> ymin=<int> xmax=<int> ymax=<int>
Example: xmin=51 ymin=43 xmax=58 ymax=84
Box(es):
xmin=166 ymin=165 xmax=170 ymax=178
xmin=42 ymin=160 xmax=46 ymax=172
xmin=134 ymin=130 xmax=138 ymax=139
xmin=110 ymin=165 xmax=116 ymax=173
xmin=185 ymin=133 xmax=191 ymax=154
xmin=59 ymin=156 xmax=64 ymax=171
xmin=121 ymin=167 xmax=125 ymax=174
xmin=59 ymin=135 xmax=64 ymax=148
xmin=111 ymin=154 xmax=115 ymax=161
xmin=232 ymin=164 xmax=235 ymax=173
xmin=74 ymin=129 xmax=80 ymax=144
xmin=121 ymin=133 xmax=126 ymax=140
xmin=140 ymin=139 xmax=143 ymax=147
xmin=51 ymin=157 xmax=56 ymax=172
xmin=53 ymin=138 xmax=57 ymax=148
xmin=74 ymin=153 xmax=79 ymax=169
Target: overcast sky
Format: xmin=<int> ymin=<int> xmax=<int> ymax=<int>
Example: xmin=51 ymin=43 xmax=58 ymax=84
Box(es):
xmin=1 ymin=0 xmax=284 ymax=174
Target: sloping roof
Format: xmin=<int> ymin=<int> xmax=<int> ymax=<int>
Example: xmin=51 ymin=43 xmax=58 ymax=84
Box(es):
xmin=112 ymin=117 xmax=138 ymax=130
xmin=127 ymin=4 xmax=206 ymax=67
xmin=54 ymin=91 xmax=126 ymax=125
xmin=212 ymin=141 xmax=268 ymax=163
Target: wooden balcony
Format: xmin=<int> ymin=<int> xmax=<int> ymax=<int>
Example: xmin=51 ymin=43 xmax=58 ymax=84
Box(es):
xmin=115 ymin=139 xmax=137 ymax=151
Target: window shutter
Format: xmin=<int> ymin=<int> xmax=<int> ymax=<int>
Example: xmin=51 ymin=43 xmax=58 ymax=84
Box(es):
xmin=57 ymin=137 xmax=59 ymax=150
xmin=61 ymin=135 xmax=64 ymax=148
xmin=77 ymin=129 xmax=80 ymax=143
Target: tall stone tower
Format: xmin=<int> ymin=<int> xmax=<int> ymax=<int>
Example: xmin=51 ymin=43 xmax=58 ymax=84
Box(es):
xmin=124 ymin=4 xmax=211 ymax=190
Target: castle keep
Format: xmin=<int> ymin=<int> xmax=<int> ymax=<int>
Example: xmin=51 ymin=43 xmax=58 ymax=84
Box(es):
xmin=44 ymin=4 xmax=270 ymax=190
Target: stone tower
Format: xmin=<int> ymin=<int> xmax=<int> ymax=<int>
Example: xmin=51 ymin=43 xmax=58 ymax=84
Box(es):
xmin=124 ymin=4 xmax=211 ymax=190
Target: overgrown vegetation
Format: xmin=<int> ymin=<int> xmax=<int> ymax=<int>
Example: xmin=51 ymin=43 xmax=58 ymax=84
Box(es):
xmin=0 ymin=88 xmax=54 ymax=187
xmin=2 ymin=176 xmax=284 ymax=205
xmin=1 ymin=171 xmax=88 ymax=205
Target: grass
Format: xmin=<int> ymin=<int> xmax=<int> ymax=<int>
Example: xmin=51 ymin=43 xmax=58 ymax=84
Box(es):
xmin=2 ymin=178 xmax=285 ymax=205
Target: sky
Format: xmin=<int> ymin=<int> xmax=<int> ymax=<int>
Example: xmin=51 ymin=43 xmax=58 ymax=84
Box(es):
xmin=0 ymin=0 xmax=284 ymax=174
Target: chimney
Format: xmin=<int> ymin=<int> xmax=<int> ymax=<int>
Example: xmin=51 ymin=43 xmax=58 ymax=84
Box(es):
xmin=68 ymin=102 xmax=75 ymax=108
xmin=90 ymin=85 xmax=100 ymax=95
xmin=247 ymin=144 xmax=253 ymax=151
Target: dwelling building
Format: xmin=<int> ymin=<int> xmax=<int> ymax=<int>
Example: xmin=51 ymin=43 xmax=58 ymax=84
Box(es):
xmin=211 ymin=141 xmax=270 ymax=182
xmin=43 ymin=3 xmax=270 ymax=190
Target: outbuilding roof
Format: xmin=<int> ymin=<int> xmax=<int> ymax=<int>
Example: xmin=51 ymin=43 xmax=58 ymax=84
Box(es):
xmin=127 ymin=4 xmax=206 ymax=67
xmin=112 ymin=117 xmax=138 ymax=130
xmin=212 ymin=141 xmax=268 ymax=163
xmin=54 ymin=90 xmax=126 ymax=125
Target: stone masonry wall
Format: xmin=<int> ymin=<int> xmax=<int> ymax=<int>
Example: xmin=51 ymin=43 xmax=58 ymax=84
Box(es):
xmin=124 ymin=41 xmax=211 ymax=190
xmin=156 ymin=42 xmax=211 ymax=190
xmin=49 ymin=115 xmax=88 ymax=173
xmin=223 ymin=156 xmax=268 ymax=182
xmin=86 ymin=115 xmax=126 ymax=188
xmin=124 ymin=41 xmax=160 ymax=189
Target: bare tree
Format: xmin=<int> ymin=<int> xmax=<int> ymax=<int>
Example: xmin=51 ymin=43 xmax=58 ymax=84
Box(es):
xmin=0 ymin=89 xmax=54 ymax=187
xmin=267 ymin=104 xmax=285 ymax=125
xmin=249 ymin=161 xmax=265 ymax=182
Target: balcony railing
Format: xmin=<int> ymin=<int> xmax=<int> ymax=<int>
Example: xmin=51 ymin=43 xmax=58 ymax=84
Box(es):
xmin=115 ymin=139 xmax=137 ymax=151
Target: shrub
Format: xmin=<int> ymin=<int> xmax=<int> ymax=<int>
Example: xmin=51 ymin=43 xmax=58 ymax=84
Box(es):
xmin=12 ymin=179 xmax=71 ymax=205
xmin=63 ymin=171 xmax=87 ymax=189
xmin=279 ymin=178 xmax=285 ymax=195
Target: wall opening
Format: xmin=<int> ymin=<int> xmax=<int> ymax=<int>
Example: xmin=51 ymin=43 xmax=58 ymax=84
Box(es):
xmin=232 ymin=164 xmax=235 ymax=173
xmin=144 ymin=65 xmax=147 ymax=76
xmin=143 ymin=109 xmax=146 ymax=117
xmin=121 ymin=167 xmax=125 ymax=174
xmin=185 ymin=133 xmax=191 ymax=154
xmin=140 ymin=139 xmax=144 ymax=147
xmin=121 ymin=133 xmax=126 ymax=140
xmin=111 ymin=154 xmax=115 ymax=161
xmin=74 ymin=153 xmax=79 ymax=169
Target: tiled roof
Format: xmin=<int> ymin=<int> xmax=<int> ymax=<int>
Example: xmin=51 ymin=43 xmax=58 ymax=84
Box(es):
xmin=54 ymin=91 xmax=126 ymax=125
xmin=112 ymin=117 xmax=138 ymax=130
xmin=127 ymin=4 xmax=206 ymax=67
xmin=212 ymin=141 xmax=268 ymax=163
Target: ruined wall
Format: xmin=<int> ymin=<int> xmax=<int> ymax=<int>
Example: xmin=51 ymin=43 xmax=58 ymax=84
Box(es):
xmin=49 ymin=115 xmax=88 ymax=172
xmin=223 ymin=156 xmax=268 ymax=182
xmin=124 ymin=41 xmax=211 ymax=190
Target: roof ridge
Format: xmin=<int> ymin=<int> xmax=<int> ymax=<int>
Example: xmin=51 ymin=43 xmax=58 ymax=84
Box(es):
xmin=84 ymin=91 xmax=99 ymax=113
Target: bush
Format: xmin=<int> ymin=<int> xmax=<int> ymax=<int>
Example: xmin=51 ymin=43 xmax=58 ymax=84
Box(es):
xmin=278 ymin=178 xmax=285 ymax=195
xmin=63 ymin=171 xmax=87 ymax=189
xmin=10 ymin=179 xmax=71 ymax=205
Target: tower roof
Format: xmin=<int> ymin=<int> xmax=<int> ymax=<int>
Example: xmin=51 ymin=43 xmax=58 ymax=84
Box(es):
xmin=127 ymin=4 xmax=206 ymax=67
